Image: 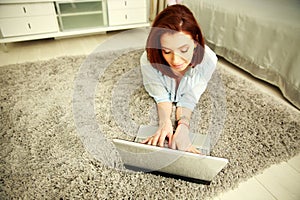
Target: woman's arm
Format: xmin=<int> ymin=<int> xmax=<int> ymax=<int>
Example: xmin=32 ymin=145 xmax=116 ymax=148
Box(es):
xmin=141 ymin=102 xmax=174 ymax=147
xmin=172 ymin=106 xmax=201 ymax=153
xmin=176 ymin=106 xmax=192 ymax=123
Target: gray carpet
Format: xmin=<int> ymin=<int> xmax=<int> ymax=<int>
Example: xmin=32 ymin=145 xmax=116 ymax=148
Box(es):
xmin=1 ymin=49 xmax=299 ymax=199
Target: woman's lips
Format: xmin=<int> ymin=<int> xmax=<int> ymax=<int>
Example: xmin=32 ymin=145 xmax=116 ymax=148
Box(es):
xmin=172 ymin=64 xmax=184 ymax=69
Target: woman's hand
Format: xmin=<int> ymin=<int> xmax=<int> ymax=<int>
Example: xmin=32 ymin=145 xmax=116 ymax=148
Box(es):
xmin=142 ymin=102 xmax=173 ymax=147
xmin=171 ymin=123 xmax=201 ymax=154
xmin=141 ymin=119 xmax=173 ymax=147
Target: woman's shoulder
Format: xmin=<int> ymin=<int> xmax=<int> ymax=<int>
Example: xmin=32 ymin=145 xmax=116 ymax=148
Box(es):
xmin=190 ymin=45 xmax=217 ymax=76
xmin=204 ymin=45 xmax=218 ymax=65
xmin=194 ymin=45 xmax=217 ymax=69
xmin=140 ymin=51 xmax=161 ymax=75
xmin=140 ymin=51 xmax=149 ymax=66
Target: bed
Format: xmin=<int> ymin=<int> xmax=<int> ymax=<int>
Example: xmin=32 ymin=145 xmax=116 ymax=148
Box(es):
xmin=183 ymin=0 xmax=300 ymax=109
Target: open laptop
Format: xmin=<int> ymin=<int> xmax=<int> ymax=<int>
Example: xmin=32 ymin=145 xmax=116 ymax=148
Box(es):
xmin=112 ymin=125 xmax=228 ymax=184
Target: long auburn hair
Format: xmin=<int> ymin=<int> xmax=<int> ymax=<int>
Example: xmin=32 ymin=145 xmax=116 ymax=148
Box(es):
xmin=146 ymin=4 xmax=205 ymax=77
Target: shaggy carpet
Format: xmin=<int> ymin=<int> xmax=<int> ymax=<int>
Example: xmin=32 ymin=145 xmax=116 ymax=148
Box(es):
xmin=0 ymin=49 xmax=299 ymax=199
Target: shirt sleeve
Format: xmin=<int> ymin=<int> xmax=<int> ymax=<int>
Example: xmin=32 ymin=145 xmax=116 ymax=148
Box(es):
xmin=176 ymin=45 xmax=218 ymax=110
xmin=140 ymin=51 xmax=171 ymax=103
xmin=200 ymin=45 xmax=218 ymax=82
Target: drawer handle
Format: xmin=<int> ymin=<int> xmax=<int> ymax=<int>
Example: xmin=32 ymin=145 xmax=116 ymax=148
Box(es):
xmin=28 ymin=23 xmax=31 ymax=29
xmin=125 ymin=14 xmax=127 ymax=20
xmin=23 ymin=7 xmax=27 ymax=14
xmin=125 ymin=0 xmax=127 ymax=6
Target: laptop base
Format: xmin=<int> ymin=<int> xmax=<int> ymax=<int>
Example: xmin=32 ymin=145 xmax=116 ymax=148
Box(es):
xmin=124 ymin=164 xmax=211 ymax=185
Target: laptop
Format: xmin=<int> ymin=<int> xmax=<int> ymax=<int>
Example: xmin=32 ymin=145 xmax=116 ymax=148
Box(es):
xmin=112 ymin=125 xmax=228 ymax=184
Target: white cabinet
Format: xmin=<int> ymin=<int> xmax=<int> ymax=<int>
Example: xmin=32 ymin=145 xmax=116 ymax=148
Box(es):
xmin=0 ymin=0 xmax=149 ymax=48
xmin=107 ymin=0 xmax=148 ymax=26
xmin=0 ymin=2 xmax=59 ymax=37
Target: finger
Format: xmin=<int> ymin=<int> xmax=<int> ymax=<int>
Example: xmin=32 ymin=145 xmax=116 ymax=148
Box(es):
xmin=191 ymin=148 xmax=201 ymax=154
xmin=141 ymin=135 xmax=157 ymax=145
xmin=158 ymin=131 xmax=168 ymax=147
xmin=141 ymin=138 xmax=150 ymax=144
xmin=147 ymin=137 xmax=153 ymax=145
xmin=141 ymin=136 xmax=153 ymax=145
xmin=152 ymin=135 xmax=160 ymax=146
xmin=171 ymin=139 xmax=176 ymax=150
xmin=167 ymin=133 xmax=173 ymax=148
xmin=188 ymin=146 xmax=201 ymax=154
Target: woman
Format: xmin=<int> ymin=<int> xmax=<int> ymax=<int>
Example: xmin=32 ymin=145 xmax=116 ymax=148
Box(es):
xmin=140 ymin=4 xmax=217 ymax=153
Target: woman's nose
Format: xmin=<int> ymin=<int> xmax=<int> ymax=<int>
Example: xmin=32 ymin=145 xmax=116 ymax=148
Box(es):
xmin=172 ymin=53 xmax=181 ymax=64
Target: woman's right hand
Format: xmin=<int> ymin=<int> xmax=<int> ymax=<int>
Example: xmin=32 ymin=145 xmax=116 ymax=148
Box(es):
xmin=141 ymin=119 xmax=173 ymax=147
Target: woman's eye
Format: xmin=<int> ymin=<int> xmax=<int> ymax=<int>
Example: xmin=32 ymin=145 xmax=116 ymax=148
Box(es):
xmin=162 ymin=49 xmax=171 ymax=54
xmin=180 ymin=48 xmax=189 ymax=53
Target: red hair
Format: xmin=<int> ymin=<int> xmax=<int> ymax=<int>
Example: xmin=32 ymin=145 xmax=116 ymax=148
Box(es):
xmin=146 ymin=4 xmax=205 ymax=77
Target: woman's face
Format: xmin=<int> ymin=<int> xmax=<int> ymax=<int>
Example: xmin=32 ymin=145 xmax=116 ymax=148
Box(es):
xmin=160 ymin=31 xmax=195 ymax=75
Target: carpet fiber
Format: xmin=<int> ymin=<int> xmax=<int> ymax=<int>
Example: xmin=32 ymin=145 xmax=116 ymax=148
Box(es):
xmin=1 ymin=49 xmax=299 ymax=199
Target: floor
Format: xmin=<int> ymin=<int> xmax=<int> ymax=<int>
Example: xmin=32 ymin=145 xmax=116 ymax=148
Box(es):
xmin=1 ymin=30 xmax=299 ymax=200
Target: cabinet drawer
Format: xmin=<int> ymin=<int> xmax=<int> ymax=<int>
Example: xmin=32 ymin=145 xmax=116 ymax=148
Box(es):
xmin=107 ymin=0 xmax=146 ymax=10
xmin=108 ymin=9 xmax=147 ymax=26
xmin=0 ymin=3 xmax=56 ymax=18
xmin=0 ymin=15 xmax=59 ymax=37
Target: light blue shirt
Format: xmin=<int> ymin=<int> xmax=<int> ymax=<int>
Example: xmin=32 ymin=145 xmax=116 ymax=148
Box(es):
xmin=140 ymin=45 xmax=218 ymax=111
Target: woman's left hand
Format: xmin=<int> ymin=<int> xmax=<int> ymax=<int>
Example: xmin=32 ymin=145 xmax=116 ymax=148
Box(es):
xmin=170 ymin=124 xmax=201 ymax=154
